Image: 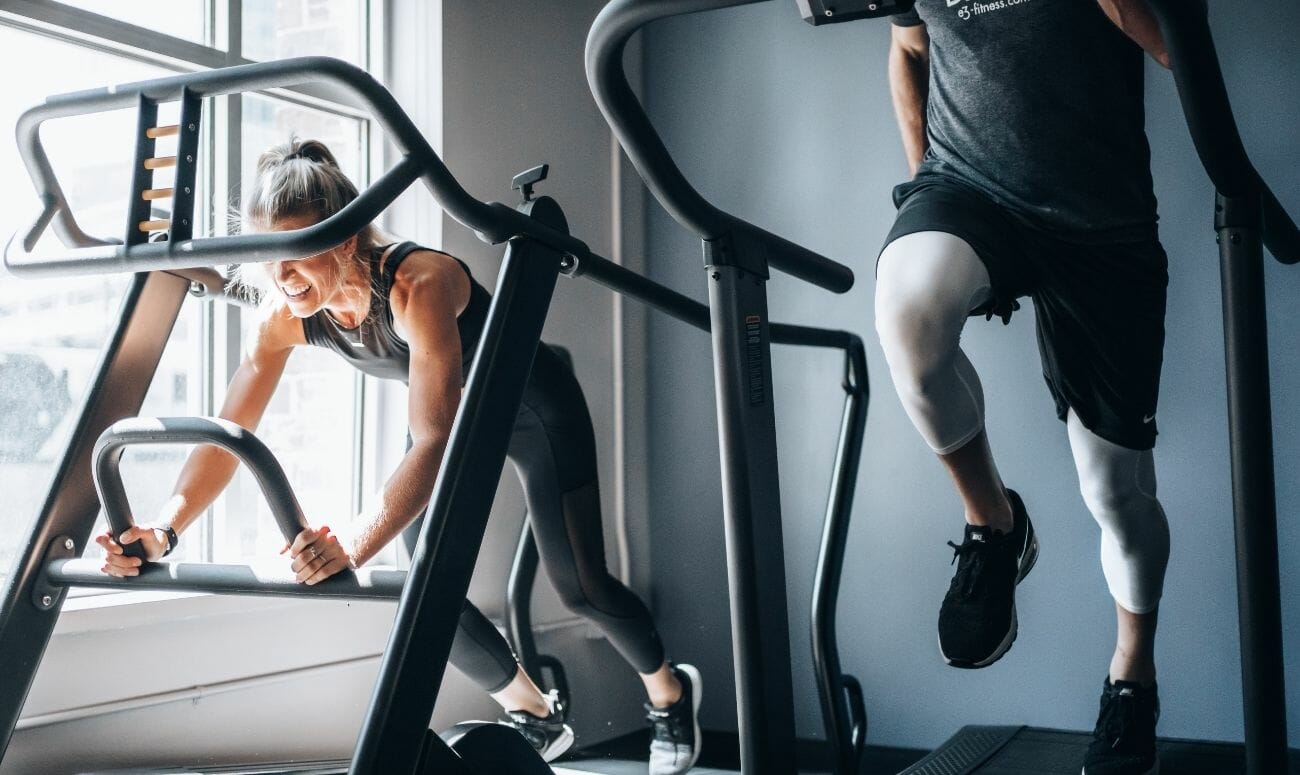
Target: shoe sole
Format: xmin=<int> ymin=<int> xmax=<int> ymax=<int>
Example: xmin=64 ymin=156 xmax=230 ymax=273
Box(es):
xmin=678 ymin=663 xmax=704 ymax=772
xmin=942 ymin=529 xmax=1040 ymax=670
xmin=541 ymin=724 xmax=575 ymax=763
xmin=1082 ymin=760 xmax=1158 ymax=775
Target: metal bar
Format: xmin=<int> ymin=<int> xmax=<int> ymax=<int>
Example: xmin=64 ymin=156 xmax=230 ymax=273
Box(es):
xmin=10 ymin=58 xmax=485 ymax=256
xmin=1218 ymin=193 xmax=1288 ymax=775
xmin=811 ymin=342 xmax=870 ymax=775
xmin=45 ymin=559 xmax=405 ymax=601
xmin=168 ymin=90 xmax=202 ymax=242
xmin=505 ymin=516 xmax=542 ymax=674
xmin=7 ymin=154 xmax=422 ymax=276
xmin=568 ymin=247 xmax=856 ymax=350
xmin=563 ymin=242 xmax=867 ymax=766
xmin=0 ymin=271 xmax=189 ymax=757
xmin=92 ymin=417 xmax=309 ymax=548
xmin=351 ymin=233 xmax=564 ymax=774
xmin=706 ymin=255 xmax=797 ymax=774
xmin=585 ymin=0 xmax=854 ymax=292
xmin=1146 ymin=0 xmax=1299 ymax=264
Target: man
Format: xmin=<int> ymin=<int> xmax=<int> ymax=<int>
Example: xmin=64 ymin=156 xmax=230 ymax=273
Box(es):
xmin=877 ymin=2 xmax=1171 ymax=773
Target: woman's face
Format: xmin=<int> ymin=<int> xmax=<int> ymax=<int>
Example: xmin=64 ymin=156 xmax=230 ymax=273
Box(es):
xmin=260 ymin=215 xmax=354 ymax=317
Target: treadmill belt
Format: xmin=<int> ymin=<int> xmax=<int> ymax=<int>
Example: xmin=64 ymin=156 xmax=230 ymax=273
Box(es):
xmin=902 ymin=726 xmax=1300 ymax=774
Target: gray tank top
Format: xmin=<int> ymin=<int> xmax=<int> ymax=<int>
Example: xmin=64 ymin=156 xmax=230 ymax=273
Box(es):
xmin=301 ymin=242 xmax=490 ymax=384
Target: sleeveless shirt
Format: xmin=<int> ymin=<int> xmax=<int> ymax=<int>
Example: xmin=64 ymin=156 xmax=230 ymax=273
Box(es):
xmin=301 ymin=242 xmax=490 ymax=384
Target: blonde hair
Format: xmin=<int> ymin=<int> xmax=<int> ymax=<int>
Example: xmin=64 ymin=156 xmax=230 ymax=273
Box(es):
xmin=231 ymin=138 xmax=386 ymax=305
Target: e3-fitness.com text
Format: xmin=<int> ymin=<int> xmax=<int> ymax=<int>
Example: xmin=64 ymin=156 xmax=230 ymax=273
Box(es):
xmin=958 ymin=0 xmax=1034 ymax=21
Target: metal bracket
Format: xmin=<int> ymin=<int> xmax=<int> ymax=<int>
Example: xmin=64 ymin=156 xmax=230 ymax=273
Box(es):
xmin=32 ymin=536 xmax=76 ymax=611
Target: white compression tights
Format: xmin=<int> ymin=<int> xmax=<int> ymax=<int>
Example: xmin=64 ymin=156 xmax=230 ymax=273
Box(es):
xmin=875 ymin=231 xmax=1170 ymax=613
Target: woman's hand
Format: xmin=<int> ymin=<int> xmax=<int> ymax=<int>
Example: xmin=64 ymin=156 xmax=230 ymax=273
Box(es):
xmin=95 ymin=526 xmax=168 ymax=577
xmin=283 ymin=525 xmax=354 ymax=585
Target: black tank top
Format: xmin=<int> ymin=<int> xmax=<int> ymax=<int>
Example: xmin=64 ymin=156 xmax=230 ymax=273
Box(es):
xmin=301 ymin=242 xmax=490 ymax=384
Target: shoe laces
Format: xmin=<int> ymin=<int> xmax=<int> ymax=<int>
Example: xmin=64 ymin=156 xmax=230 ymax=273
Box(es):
xmin=1094 ymin=688 xmax=1151 ymax=752
xmin=646 ymin=704 xmax=687 ymax=744
xmin=947 ymin=537 xmax=992 ymax=600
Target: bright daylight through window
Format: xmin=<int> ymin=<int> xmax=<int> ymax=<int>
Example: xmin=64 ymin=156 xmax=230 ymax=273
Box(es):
xmin=0 ymin=0 xmax=393 ymax=591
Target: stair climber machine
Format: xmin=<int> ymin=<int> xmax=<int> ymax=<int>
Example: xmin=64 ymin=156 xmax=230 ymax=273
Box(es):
xmin=587 ymin=0 xmax=1299 ymax=773
xmin=0 ymin=53 xmax=873 ymax=775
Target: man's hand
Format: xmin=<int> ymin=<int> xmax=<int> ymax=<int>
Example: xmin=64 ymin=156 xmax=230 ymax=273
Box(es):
xmin=95 ymin=526 xmax=168 ymax=577
xmin=283 ymin=525 xmax=355 ymax=585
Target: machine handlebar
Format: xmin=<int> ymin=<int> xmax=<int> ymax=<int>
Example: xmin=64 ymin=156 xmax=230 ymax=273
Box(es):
xmin=586 ymin=0 xmax=854 ymax=292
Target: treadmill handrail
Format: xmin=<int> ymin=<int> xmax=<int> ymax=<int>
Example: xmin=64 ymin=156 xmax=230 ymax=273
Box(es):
xmin=5 ymin=56 xmax=593 ymax=277
xmin=1148 ymin=0 xmax=1299 ymax=265
xmin=93 ymin=416 xmax=308 ymax=546
xmin=586 ymin=0 xmax=855 ymax=293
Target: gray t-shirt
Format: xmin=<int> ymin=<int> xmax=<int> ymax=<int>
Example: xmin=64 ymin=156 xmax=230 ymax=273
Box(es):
xmin=894 ymin=0 xmax=1157 ymax=241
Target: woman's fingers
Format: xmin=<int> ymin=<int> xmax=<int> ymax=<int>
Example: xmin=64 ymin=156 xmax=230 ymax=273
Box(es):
xmin=289 ymin=527 xmax=320 ymax=559
xmin=94 ymin=533 xmax=123 ymax=555
xmin=303 ymin=555 xmax=350 ymax=586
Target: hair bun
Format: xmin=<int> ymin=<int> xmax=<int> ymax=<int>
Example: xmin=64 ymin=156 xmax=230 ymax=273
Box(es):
xmin=285 ymin=138 xmax=339 ymax=167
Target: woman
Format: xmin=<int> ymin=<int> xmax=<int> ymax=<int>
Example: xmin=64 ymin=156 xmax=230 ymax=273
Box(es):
xmin=96 ymin=139 xmax=702 ymax=774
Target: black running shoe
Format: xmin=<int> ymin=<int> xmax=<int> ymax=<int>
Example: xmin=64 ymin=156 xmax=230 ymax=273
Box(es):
xmin=1083 ymin=678 xmax=1160 ymax=775
xmin=937 ymin=488 xmax=1039 ymax=668
xmin=505 ymin=690 xmax=575 ymax=763
xmin=647 ymin=663 xmax=703 ymax=775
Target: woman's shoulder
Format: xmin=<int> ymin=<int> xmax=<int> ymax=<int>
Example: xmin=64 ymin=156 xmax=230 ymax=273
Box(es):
xmin=385 ymin=243 xmax=473 ymax=317
xmin=245 ymin=300 xmax=305 ymax=355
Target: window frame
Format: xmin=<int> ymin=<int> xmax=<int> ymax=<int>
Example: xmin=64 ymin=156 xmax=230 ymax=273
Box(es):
xmin=0 ymin=0 xmax=391 ymax=606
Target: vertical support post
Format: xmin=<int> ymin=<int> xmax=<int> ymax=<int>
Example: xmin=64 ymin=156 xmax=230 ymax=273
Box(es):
xmin=349 ymin=237 xmax=563 ymax=774
xmin=1217 ymin=191 xmax=1289 ymax=774
xmin=704 ymin=240 xmax=797 ymax=775
xmin=169 ymin=90 xmax=202 ymax=243
xmin=812 ymin=344 xmax=869 ymax=775
xmin=506 ymin=515 xmax=542 ymax=674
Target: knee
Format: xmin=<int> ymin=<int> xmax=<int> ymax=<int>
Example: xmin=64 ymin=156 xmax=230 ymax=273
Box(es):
xmin=1079 ymin=473 xmax=1167 ymax=551
xmin=874 ymin=297 xmax=959 ymax=395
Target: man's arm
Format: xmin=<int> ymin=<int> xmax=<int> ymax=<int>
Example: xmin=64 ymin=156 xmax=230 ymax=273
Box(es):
xmin=888 ymin=22 xmax=930 ymax=177
xmin=1096 ymin=0 xmax=1170 ymax=68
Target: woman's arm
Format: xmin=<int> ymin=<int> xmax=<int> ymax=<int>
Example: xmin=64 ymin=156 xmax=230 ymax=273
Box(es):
xmin=96 ymin=306 xmax=299 ymax=575
xmin=291 ymin=252 xmax=469 ymax=584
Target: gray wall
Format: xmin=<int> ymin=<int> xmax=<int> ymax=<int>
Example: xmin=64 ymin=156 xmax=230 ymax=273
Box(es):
xmin=640 ymin=1 xmax=1300 ymax=750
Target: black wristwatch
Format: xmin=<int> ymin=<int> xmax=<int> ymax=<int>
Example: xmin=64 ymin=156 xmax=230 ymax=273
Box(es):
xmin=159 ymin=525 xmax=179 ymax=558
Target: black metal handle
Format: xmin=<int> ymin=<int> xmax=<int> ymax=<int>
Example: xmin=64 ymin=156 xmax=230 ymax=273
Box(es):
xmin=93 ymin=417 xmax=309 ymax=559
xmin=1147 ymin=0 xmax=1299 ymax=265
xmin=5 ymin=56 xmax=593 ymax=277
xmin=841 ymin=674 xmax=868 ymax=764
xmin=586 ymin=0 xmax=854 ymax=292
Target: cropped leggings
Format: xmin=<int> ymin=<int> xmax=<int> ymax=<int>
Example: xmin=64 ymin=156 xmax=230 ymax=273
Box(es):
xmin=874 ymin=232 xmax=1170 ymax=614
xmin=403 ymin=343 xmax=665 ymax=692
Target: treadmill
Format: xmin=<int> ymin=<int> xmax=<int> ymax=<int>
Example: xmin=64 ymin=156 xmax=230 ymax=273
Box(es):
xmin=0 ymin=53 xmax=874 ymax=775
xmin=602 ymin=0 xmax=1295 ymax=772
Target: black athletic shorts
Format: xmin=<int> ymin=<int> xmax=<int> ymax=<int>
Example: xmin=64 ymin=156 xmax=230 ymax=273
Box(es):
xmin=882 ymin=174 xmax=1169 ymax=451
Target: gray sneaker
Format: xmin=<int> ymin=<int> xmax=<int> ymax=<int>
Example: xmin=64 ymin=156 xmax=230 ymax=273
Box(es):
xmin=505 ymin=690 xmax=574 ymax=763
xmin=647 ymin=663 xmax=703 ymax=775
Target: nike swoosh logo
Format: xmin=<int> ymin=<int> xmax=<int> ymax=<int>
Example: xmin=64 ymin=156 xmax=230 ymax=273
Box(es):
xmin=1143 ymin=414 xmax=1156 ymax=424
xmin=948 ymin=0 xmax=964 ymax=6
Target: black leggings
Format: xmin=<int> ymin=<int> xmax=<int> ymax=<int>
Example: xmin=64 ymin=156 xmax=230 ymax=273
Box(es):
xmin=402 ymin=343 xmax=665 ymax=693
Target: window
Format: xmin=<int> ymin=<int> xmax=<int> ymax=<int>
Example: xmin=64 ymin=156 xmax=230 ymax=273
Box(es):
xmin=0 ymin=1 xmax=391 ymax=585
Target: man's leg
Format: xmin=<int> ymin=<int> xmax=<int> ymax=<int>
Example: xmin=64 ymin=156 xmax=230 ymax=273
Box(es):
xmin=1065 ymin=410 xmax=1168 ymax=685
xmin=875 ymin=230 xmax=1036 ymax=668
xmin=1067 ymin=411 xmax=1167 ymax=775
